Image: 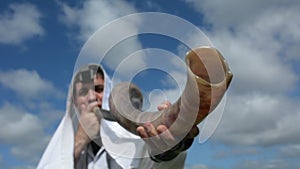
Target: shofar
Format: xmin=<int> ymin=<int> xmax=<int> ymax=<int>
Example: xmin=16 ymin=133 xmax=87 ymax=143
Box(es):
xmin=109 ymin=46 xmax=233 ymax=144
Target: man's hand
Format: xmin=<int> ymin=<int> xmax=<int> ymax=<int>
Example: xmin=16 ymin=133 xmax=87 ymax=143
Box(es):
xmin=136 ymin=101 xmax=174 ymax=139
xmin=78 ymin=102 xmax=100 ymax=140
xmin=74 ymin=101 xmax=100 ymax=161
xmin=136 ymin=101 xmax=199 ymax=159
xmin=137 ymin=101 xmax=175 ymax=137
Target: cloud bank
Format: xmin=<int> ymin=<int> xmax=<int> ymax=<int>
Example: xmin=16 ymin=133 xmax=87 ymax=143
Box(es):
xmin=0 ymin=3 xmax=44 ymax=45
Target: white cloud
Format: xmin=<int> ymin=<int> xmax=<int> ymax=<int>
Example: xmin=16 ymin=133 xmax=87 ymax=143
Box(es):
xmin=58 ymin=0 xmax=145 ymax=75
xmin=213 ymin=146 xmax=258 ymax=159
xmin=279 ymin=144 xmax=300 ymax=158
xmin=0 ymin=69 xmax=64 ymax=164
xmin=184 ymin=0 xmax=300 ymax=54
xmin=212 ymin=93 xmax=300 ymax=146
xmin=161 ymin=71 xmax=185 ymax=89
xmin=0 ymin=3 xmax=44 ymax=45
xmin=185 ymin=0 xmax=300 ymax=61
xmin=181 ymin=0 xmax=300 ymax=148
xmin=184 ymin=0 xmax=300 ymax=29
xmin=0 ymin=70 xmax=66 ymax=164
xmin=210 ymin=30 xmax=298 ymax=95
xmin=0 ymin=69 xmax=64 ymax=100
xmin=144 ymin=1 xmax=163 ymax=10
xmin=38 ymin=105 xmax=64 ymax=129
xmin=59 ymin=0 xmax=137 ymax=41
xmin=203 ymin=14 xmax=299 ymax=94
xmin=101 ymin=36 xmax=145 ymax=73
xmin=0 ymin=103 xmax=51 ymax=163
xmin=0 ymin=103 xmax=44 ymax=144
xmin=11 ymin=136 xmax=50 ymax=163
xmin=234 ymin=159 xmax=300 ymax=169
xmin=184 ymin=164 xmax=215 ymax=169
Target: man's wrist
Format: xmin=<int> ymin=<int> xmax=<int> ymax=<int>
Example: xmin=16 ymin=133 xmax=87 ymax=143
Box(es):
xmin=150 ymin=137 xmax=194 ymax=162
xmin=74 ymin=128 xmax=90 ymax=161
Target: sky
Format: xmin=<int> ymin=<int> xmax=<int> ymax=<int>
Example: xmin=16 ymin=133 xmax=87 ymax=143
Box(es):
xmin=0 ymin=0 xmax=300 ymax=169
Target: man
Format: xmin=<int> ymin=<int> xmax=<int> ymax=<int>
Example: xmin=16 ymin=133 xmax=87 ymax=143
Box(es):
xmin=37 ymin=64 xmax=198 ymax=169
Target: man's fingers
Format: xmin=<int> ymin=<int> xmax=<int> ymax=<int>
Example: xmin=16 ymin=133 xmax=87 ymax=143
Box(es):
xmin=156 ymin=125 xmax=168 ymax=134
xmin=144 ymin=123 xmax=159 ymax=137
xmin=157 ymin=125 xmax=175 ymax=142
xmin=138 ymin=123 xmax=176 ymax=154
xmin=87 ymin=101 xmax=98 ymax=113
xmin=80 ymin=101 xmax=98 ymax=115
xmin=136 ymin=126 xmax=148 ymax=138
xmin=137 ymin=126 xmax=160 ymax=153
xmin=156 ymin=125 xmax=179 ymax=149
xmin=157 ymin=101 xmax=171 ymax=111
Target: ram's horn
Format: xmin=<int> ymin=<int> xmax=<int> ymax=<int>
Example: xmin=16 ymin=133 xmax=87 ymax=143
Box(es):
xmin=109 ymin=46 xmax=233 ymax=139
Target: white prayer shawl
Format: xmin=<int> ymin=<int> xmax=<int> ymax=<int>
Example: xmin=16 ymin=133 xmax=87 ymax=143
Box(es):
xmin=36 ymin=65 xmax=187 ymax=169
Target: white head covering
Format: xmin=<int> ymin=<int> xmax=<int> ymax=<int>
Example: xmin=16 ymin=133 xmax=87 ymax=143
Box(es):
xmin=36 ymin=85 xmax=75 ymax=169
xmin=36 ymin=64 xmax=146 ymax=169
xmin=99 ymin=65 xmax=147 ymax=168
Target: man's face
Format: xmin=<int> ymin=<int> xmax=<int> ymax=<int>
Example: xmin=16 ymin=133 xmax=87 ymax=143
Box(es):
xmin=75 ymin=74 xmax=104 ymax=114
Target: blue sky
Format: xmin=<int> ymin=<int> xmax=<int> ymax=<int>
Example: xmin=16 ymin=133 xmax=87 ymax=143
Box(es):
xmin=1 ymin=0 xmax=300 ymax=169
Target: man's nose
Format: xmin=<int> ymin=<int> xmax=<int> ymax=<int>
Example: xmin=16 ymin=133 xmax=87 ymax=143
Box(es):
xmin=87 ymin=89 xmax=96 ymax=102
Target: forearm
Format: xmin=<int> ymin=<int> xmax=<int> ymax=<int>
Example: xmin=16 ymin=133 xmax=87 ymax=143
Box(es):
xmin=74 ymin=129 xmax=89 ymax=162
